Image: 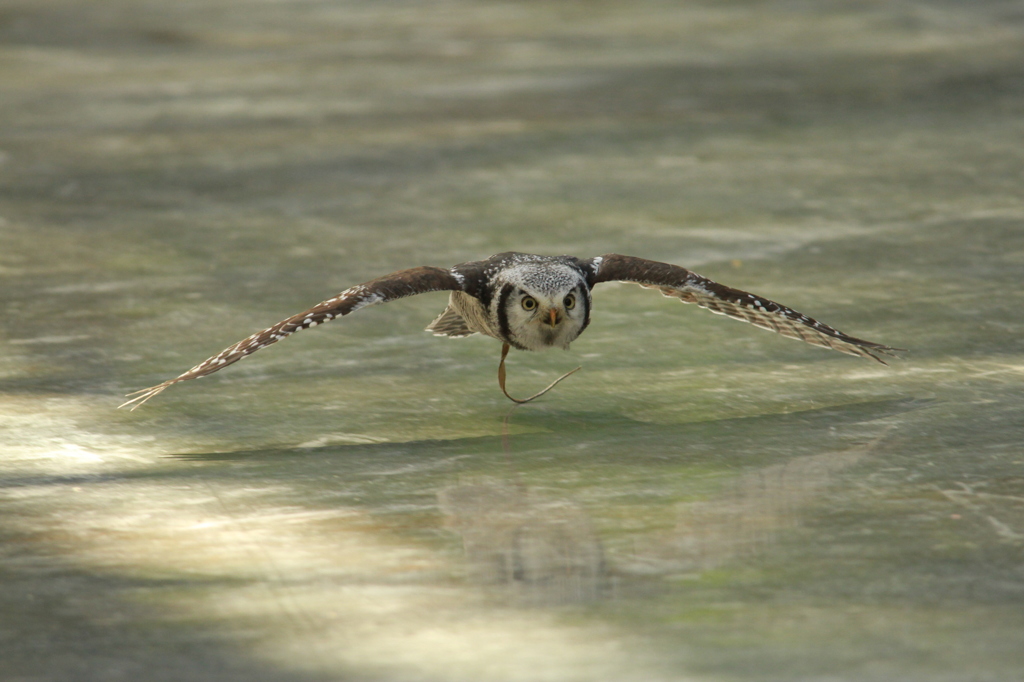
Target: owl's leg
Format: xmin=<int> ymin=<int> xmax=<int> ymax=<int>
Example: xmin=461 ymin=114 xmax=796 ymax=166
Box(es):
xmin=497 ymin=343 xmax=581 ymax=404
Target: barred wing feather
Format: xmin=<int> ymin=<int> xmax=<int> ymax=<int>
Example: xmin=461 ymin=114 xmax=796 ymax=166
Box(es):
xmin=586 ymin=254 xmax=901 ymax=364
xmin=120 ymin=266 xmax=463 ymax=410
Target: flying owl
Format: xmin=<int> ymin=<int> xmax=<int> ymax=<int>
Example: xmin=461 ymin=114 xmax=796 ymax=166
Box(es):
xmin=121 ymin=252 xmax=901 ymax=409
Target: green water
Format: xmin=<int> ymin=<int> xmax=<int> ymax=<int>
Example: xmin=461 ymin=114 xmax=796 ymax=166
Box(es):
xmin=2 ymin=1 xmax=1023 ymax=680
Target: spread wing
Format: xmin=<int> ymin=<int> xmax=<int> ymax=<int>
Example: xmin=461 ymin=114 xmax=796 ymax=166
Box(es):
xmin=121 ymin=266 xmax=466 ymax=410
xmin=583 ymin=254 xmax=902 ymax=364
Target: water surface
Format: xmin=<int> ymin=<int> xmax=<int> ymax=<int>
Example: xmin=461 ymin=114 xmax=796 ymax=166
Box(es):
xmin=2 ymin=1 xmax=1023 ymax=680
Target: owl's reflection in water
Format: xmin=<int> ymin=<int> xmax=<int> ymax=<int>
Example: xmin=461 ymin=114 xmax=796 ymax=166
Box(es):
xmin=438 ymin=480 xmax=607 ymax=605
xmin=438 ymin=424 xmax=890 ymax=602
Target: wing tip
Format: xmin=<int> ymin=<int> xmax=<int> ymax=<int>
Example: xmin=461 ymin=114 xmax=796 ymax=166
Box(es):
xmin=856 ymin=343 xmax=906 ymax=366
xmin=118 ymin=382 xmax=172 ymax=411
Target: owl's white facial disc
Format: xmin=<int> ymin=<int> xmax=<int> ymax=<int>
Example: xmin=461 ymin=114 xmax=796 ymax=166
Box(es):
xmin=495 ymin=263 xmax=590 ymax=351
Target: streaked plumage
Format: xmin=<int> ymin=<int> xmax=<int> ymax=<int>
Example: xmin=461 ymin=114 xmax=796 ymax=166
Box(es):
xmin=121 ymin=252 xmax=901 ymax=409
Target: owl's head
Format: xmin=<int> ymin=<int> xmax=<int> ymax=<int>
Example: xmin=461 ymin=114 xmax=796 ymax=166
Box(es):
xmin=495 ymin=262 xmax=590 ymax=351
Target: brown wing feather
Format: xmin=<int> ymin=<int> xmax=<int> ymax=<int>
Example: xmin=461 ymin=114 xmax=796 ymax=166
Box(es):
xmin=587 ymin=254 xmax=902 ymax=363
xmin=121 ymin=266 xmax=464 ymax=410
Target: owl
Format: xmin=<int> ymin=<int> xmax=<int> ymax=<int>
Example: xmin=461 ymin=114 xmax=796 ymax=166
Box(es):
xmin=121 ymin=252 xmax=901 ymax=409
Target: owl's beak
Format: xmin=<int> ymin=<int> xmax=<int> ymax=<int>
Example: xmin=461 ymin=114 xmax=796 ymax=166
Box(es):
xmin=544 ymin=308 xmax=561 ymax=327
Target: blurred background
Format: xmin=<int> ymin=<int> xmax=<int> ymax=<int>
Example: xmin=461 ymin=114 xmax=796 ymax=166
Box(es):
xmin=1 ymin=1 xmax=1023 ymax=680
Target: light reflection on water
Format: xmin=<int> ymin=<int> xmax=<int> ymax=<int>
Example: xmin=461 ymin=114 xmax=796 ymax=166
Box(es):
xmin=0 ymin=398 xmax=913 ymax=681
xmin=2 ymin=371 xmax=1023 ymax=680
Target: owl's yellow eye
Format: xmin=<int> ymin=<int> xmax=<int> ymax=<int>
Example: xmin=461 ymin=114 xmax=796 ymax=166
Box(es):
xmin=521 ymin=296 xmax=538 ymax=311
xmin=563 ymin=294 xmax=576 ymax=310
